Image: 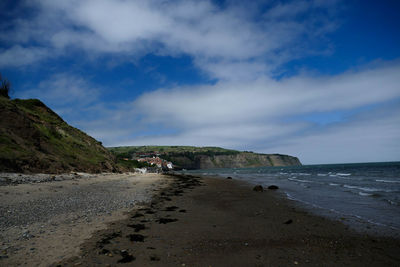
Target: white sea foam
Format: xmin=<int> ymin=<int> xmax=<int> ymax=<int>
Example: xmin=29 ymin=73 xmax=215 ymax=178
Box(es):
xmin=337 ymin=173 xmax=351 ymax=176
xmin=288 ymin=177 xmax=312 ymax=183
xmin=359 ymin=192 xmax=374 ymax=197
xmin=293 ymin=172 xmax=312 ymax=176
xmin=376 ymin=179 xmax=400 ymax=183
xmin=344 ymin=185 xmax=379 ymax=192
xmin=317 ymin=173 xmax=327 ymax=176
xmin=329 ymin=183 xmax=340 ymax=186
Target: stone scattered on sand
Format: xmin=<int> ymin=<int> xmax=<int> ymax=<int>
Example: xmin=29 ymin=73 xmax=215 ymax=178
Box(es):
xmin=128 ymin=234 xmax=145 ymax=242
xmin=118 ymin=250 xmax=135 ymax=263
xmin=157 ymin=218 xmax=178 ymax=224
xmin=268 ymin=185 xmax=279 ymax=190
xmin=226 ymin=177 xmax=232 ymax=179
xmin=284 ymin=219 xmax=293 ymax=224
xmin=127 ymin=224 xmax=146 ymax=232
xmin=150 ymin=255 xmax=160 ymax=261
xmin=253 ymin=185 xmax=264 ymax=192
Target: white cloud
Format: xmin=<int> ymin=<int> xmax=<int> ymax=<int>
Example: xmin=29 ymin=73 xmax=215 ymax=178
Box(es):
xmin=0 ymin=45 xmax=49 ymax=67
xmin=70 ymin=61 xmax=400 ymax=164
xmin=1 ymin=0 xmax=338 ymax=79
xmin=131 ymin=63 xmax=400 ymax=128
xmin=19 ymin=73 xmax=100 ymax=115
xmin=267 ymin=106 xmax=400 ymax=164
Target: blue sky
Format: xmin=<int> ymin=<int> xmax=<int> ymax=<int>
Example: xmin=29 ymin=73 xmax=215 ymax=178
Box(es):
xmin=1 ymin=0 xmax=399 ymax=164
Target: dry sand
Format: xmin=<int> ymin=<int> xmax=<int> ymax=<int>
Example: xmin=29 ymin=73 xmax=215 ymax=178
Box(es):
xmin=0 ymin=173 xmax=169 ymax=266
xmin=52 ymin=174 xmax=400 ymax=267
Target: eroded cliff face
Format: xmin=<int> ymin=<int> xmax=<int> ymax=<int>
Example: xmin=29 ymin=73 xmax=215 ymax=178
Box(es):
xmin=169 ymin=153 xmax=301 ymax=169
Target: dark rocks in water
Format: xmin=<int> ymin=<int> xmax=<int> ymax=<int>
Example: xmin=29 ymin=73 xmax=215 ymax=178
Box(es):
xmin=118 ymin=250 xmax=135 ymax=263
xmin=268 ymin=185 xmax=279 ymax=190
xmin=179 ymin=209 xmax=187 ymax=213
xmin=128 ymin=234 xmax=145 ymax=242
xmin=226 ymin=177 xmax=232 ymax=179
xmin=284 ymin=219 xmax=293 ymax=224
xmin=157 ymin=218 xmax=178 ymax=224
xmin=253 ymin=185 xmax=264 ymax=192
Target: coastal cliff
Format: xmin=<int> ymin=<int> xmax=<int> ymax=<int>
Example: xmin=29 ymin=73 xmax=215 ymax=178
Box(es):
xmin=194 ymin=153 xmax=301 ymax=169
xmin=108 ymin=146 xmax=301 ymax=170
xmin=164 ymin=152 xmax=300 ymax=169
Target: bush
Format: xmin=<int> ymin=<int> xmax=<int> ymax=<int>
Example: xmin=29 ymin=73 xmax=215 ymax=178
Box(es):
xmin=0 ymin=74 xmax=11 ymax=99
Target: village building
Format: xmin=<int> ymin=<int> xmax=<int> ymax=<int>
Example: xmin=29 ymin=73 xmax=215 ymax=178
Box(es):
xmin=137 ymin=156 xmax=173 ymax=169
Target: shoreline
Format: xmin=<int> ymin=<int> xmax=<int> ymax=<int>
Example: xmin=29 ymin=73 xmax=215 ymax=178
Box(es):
xmin=191 ymin=170 xmax=400 ymax=239
xmin=54 ymin=174 xmax=400 ymax=266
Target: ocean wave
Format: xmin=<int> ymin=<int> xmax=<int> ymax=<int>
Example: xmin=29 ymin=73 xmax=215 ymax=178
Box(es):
xmin=288 ymin=177 xmax=312 ymax=183
xmin=329 ymin=183 xmax=340 ymax=186
xmin=343 ymin=185 xmax=397 ymax=193
xmin=344 ymin=185 xmax=380 ymax=192
xmin=384 ymin=199 xmax=398 ymax=206
xmin=317 ymin=173 xmax=327 ymax=176
xmin=376 ymin=179 xmax=400 ymax=183
xmin=358 ymin=192 xmax=380 ymax=197
xmin=337 ymin=173 xmax=351 ymax=176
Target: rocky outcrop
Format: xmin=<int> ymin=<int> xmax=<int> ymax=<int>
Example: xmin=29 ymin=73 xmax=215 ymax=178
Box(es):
xmin=166 ymin=152 xmax=301 ymax=170
xmin=194 ymin=153 xmax=300 ymax=169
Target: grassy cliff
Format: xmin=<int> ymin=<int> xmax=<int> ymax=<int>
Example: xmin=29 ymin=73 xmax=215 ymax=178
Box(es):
xmin=108 ymin=146 xmax=301 ymax=170
xmin=0 ymin=96 xmax=119 ymax=173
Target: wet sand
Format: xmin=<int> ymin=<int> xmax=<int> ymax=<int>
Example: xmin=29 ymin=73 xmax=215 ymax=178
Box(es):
xmin=53 ymin=174 xmax=400 ymax=266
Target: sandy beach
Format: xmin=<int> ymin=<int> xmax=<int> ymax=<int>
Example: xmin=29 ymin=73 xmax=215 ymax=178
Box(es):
xmin=0 ymin=173 xmax=169 ymax=266
xmin=1 ymin=173 xmax=400 ymax=266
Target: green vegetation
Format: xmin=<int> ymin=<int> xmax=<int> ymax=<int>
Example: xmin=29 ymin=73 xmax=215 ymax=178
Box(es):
xmin=0 ymin=97 xmax=119 ymax=173
xmin=116 ymin=159 xmax=151 ymax=169
xmin=113 ymin=152 xmax=151 ymax=169
xmin=108 ymin=145 xmax=240 ymax=157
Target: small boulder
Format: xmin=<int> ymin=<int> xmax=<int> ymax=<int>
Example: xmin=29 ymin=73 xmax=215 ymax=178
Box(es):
xmin=284 ymin=219 xmax=293 ymax=224
xmin=268 ymin=185 xmax=279 ymax=190
xmin=253 ymin=185 xmax=264 ymax=192
xmin=226 ymin=177 xmax=232 ymax=179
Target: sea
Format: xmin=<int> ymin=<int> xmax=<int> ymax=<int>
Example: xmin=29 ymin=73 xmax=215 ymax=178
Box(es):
xmin=183 ymin=162 xmax=400 ymax=237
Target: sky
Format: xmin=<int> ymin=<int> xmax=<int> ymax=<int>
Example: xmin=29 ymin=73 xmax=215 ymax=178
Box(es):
xmin=0 ymin=0 xmax=399 ymax=164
